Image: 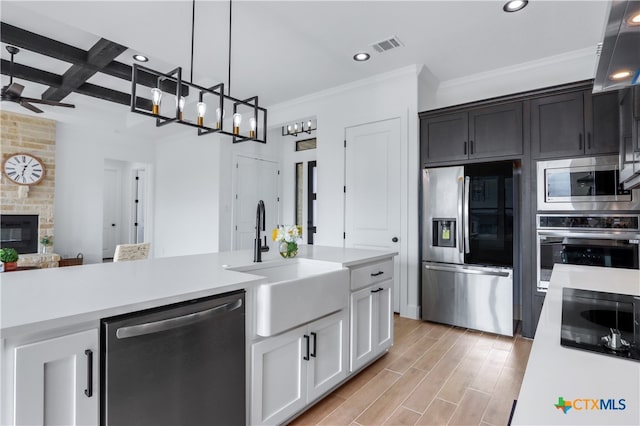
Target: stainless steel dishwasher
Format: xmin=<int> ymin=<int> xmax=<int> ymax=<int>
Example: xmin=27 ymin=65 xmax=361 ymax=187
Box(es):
xmin=101 ymin=290 xmax=245 ymax=426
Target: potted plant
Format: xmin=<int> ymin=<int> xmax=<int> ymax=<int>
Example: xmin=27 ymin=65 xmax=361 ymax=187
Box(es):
xmin=40 ymin=235 xmax=53 ymax=254
xmin=0 ymin=248 xmax=19 ymax=272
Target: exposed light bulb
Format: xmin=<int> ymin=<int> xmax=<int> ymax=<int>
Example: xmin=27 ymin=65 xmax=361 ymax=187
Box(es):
xmin=233 ymin=113 xmax=242 ymax=135
xmin=294 ymin=123 xmax=299 ymax=134
xmin=176 ymin=96 xmax=185 ymax=120
xmin=216 ymin=107 xmax=225 ymax=129
xmin=151 ymin=88 xmax=162 ymax=115
xmin=307 ymin=120 xmax=312 ymax=131
xmin=197 ymin=102 xmax=207 ymax=126
xmin=249 ymin=117 xmax=257 ymax=138
xmin=287 ymin=125 xmax=292 ymax=135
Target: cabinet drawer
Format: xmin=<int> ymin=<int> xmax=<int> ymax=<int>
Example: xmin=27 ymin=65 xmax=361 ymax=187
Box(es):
xmin=350 ymin=259 xmax=394 ymax=291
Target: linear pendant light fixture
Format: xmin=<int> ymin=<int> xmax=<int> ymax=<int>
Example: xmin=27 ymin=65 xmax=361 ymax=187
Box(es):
xmin=282 ymin=119 xmax=317 ymax=137
xmin=130 ymin=0 xmax=266 ymax=143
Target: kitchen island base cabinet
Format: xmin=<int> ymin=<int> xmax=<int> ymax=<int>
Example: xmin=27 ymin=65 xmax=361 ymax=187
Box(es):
xmin=350 ymin=280 xmax=393 ymax=372
xmin=251 ymin=310 xmax=348 ymax=426
xmin=12 ymin=328 xmax=98 ymax=426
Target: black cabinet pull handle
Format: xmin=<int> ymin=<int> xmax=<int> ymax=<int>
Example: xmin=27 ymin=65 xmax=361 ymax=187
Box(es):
xmin=371 ymin=271 xmax=384 ymax=277
xmin=470 ymin=140 xmax=474 ymax=155
xmin=303 ymin=334 xmax=310 ymax=361
xmin=84 ymin=349 xmax=93 ymax=397
xmin=579 ymin=133 xmax=583 ymax=150
xmin=463 ymin=141 xmax=467 ymax=155
xmin=310 ymin=332 xmax=317 ymax=358
xmin=371 ymin=287 xmax=384 ymax=293
xmin=587 ymin=132 xmax=592 ymax=150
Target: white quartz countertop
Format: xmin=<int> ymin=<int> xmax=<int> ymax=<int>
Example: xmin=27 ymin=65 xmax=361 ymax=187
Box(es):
xmin=0 ymin=245 xmax=396 ymax=339
xmin=512 ymin=264 xmax=640 ymax=425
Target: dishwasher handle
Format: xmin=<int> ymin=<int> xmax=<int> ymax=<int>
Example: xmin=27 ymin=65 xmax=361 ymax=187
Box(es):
xmin=116 ymin=298 xmax=243 ymax=339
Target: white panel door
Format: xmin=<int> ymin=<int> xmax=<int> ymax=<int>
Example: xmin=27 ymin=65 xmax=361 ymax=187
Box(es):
xmin=233 ymin=156 xmax=279 ymax=250
xmin=345 ymin=119 xmax=401 ymax=311
xmin=102 ymin=167 xmax=121 ymax=258
xmin=13 ymin=329 xmax=98 ymax=426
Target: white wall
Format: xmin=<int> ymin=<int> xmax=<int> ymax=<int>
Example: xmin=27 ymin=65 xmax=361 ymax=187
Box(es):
xmin=268 ymin=65 xmax=422 ymax=319
xmin=434 ymin=47 xmax=596 ymax=110
xmin=54 ymin=122 xmax=155 ymax=264
xmin=153 ymin=131 xmax=222 ymax=257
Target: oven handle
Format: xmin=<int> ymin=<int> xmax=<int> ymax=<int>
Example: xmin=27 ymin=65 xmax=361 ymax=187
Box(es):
xmin=537 ymin=230 xmax=640 ymax=241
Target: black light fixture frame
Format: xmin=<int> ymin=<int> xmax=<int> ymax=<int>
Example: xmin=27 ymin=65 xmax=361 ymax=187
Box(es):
xmin=131 ymin=63 xmax=267 ymax=144
xmin=281 ymin=119 xmax=317 ymax=137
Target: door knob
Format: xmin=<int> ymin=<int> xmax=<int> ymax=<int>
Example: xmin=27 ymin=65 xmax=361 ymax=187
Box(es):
xmin=112 ymin=224 xmax=116 ymax=227
xmin=392 ymin=237 xmax=398 ymax=243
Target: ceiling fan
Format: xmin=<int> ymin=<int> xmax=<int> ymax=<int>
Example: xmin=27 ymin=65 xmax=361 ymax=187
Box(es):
xmin=1 ymin=45 xmax=75 ymax=113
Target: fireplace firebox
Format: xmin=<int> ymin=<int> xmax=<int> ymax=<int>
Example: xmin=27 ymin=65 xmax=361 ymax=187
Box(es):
xmin=1 ymin=214 xmax=38 ymax=254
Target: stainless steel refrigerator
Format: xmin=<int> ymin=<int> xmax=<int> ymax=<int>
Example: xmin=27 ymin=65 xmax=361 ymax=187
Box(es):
xmin=421 ymin=161 xmax=516 ymax=336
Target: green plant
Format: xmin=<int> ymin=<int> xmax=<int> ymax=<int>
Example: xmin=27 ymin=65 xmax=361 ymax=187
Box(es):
xmin=0 ymin=248 xmax=19 ymax=263
xmin=40 ymin=235 xmax=53 ymax=246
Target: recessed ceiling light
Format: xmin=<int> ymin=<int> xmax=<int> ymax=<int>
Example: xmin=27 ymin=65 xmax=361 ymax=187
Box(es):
xmin=503 ymin=0 xmax=528 ymax=13
xmin=627 ymin=12 xmax=640 ymax=26
xmin=133 ymin=54 xmax=149 ymax=62
xmin=611 ymin=70 xmax=632 ymax=80
xmin=353 ymin=52 xmax=370 ymax=62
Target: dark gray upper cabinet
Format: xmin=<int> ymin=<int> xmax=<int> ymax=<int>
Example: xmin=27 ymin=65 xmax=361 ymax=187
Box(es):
xmin=532 ymin=90 xmax=619 ymax=159
xmin=468 ymin=102 xmax=523 ymax=159
xmin=587 ymin=91 xmax=620 ymax=155
xmin=531 ymin=92 xmax=585 ymax=158
xmin=421 ymin=103 xmax=523 ymax=165
xmin=421 ymin=112 xmax=468 ymax=164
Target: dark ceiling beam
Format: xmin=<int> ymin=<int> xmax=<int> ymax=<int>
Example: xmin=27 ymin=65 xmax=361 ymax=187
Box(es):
xmin=0 ymin=22 xmax=188 ymax=96
xmin=41 ymin=38 xmax=127 ymax=101
xmin=1 ymin=59 xmax=152 ymax=110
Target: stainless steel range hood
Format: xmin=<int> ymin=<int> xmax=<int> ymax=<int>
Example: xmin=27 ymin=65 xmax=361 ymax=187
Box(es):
xmin=593 ymin=0 xmax=640 ymax=93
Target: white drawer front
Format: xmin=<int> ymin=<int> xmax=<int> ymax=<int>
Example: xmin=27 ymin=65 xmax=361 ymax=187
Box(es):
xmin=350 ymin=259 xmax=394 ymax=291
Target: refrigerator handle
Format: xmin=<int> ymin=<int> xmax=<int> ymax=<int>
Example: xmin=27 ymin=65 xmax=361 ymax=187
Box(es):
xmin=457 ymin=176 xmax=464 ymax=254
xmin=464 ymin=176 xmax=470 ymax=254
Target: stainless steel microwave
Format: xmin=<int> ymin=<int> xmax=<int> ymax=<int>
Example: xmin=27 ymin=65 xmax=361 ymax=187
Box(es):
xmin=537 ymin=156 xmax=640 ymax=211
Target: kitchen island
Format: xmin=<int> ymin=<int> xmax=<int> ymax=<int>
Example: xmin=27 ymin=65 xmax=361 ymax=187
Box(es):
xmin=0 ymin=245 xmax=397 ymax=425
xmin=512 ymin=264 xmax=640 ymax=425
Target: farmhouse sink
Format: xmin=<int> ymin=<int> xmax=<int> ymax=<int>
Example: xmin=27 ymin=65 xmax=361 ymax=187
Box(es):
xmin=229 ymin=258 xmax=349 ymax=337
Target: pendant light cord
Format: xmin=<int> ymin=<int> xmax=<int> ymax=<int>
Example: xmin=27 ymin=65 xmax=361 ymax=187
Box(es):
xmin=190 ymin=0 xmax=196 ymax=82
xmin=228 ymin=0 xmax=233 ymax=96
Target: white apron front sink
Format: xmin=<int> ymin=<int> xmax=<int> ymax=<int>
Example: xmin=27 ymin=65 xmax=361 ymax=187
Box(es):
xmin=230 ymin=259 xmax=349 ymax=336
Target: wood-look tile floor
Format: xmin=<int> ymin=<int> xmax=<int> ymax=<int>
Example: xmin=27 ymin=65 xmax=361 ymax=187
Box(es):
xmin=289 ymin=315 xmax=532 ymax=426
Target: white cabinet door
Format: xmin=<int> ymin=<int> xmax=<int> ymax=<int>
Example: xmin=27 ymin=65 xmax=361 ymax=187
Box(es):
xmin=251 ymin=327 xmax=306 ymax=426
xmin=307 ymin=311 xmax=348 ymax=402
xmin=13 ymin=329 xmax=98 ymax=426
xmin=350 ymin=286 xmax=375 ymax=372
xmin=350 ymin=279 xmax=394 ymax=373
xmin=374 ymin=280 xmax=394 ymax=354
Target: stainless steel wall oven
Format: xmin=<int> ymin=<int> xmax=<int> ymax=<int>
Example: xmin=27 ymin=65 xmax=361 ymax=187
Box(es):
xmin=537 ymin=214 xmax=640 ymax=292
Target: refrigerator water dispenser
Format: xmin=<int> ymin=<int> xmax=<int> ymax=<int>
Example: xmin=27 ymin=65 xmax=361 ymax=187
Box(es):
xmin=432 ymin=219 xmax=456 ymax=247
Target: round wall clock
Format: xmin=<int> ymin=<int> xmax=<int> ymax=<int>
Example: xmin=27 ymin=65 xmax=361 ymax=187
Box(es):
xmin=3 ymin=153 xmax=46 ymax=185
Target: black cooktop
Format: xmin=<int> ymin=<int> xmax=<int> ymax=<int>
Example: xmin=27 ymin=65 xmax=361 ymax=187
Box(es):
xmin=561 ymin=288 xmax=640 ymax=362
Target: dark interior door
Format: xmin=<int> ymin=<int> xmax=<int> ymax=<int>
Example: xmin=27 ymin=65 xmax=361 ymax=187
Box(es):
xmin=465 ymin=161 xmax=514 ymax=267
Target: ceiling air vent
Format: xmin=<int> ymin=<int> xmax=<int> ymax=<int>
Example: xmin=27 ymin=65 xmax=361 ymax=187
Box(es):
xmin=371 ymin=36 xmax=404 ymax=54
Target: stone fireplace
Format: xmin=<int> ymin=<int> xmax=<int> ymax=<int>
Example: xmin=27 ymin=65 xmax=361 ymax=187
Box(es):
xmin=1 ymin=111 xmax=59 ymax=268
